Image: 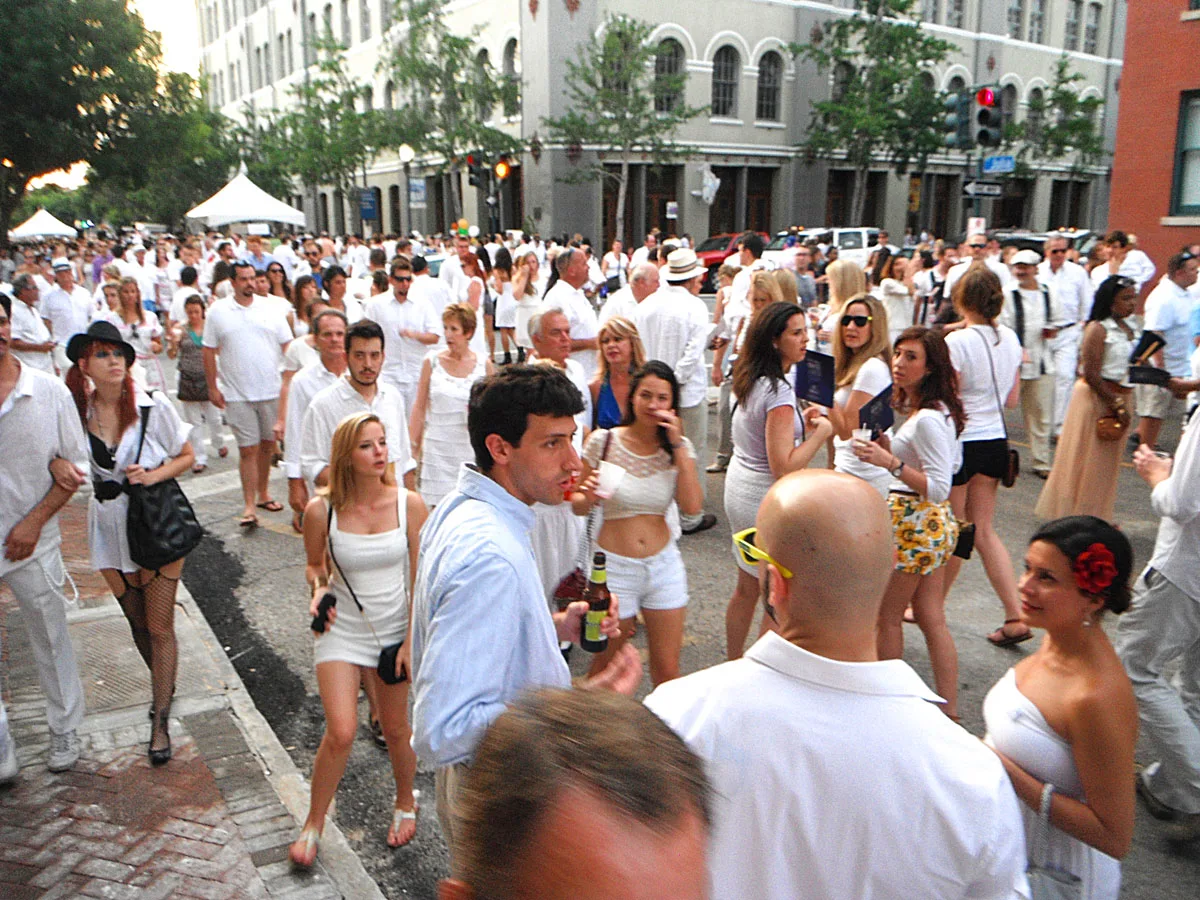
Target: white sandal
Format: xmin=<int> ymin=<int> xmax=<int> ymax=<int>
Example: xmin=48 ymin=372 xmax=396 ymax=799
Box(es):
xmin=387 ymin=789 xmax=420 ymax=848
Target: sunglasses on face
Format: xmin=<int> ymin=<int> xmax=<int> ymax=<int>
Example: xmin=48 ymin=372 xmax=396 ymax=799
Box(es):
xmin=1048 ymin=248 xmax=1067 ymax=255
xmin=841 ymin=314 xmax=872 ymax=327
xmin=732 ymin=528 xmax=793 ymax=579
xmin=391 ymin=275 xmax=412 ymax=283
xmin=968 ymin=244 xmax=987 ymax=250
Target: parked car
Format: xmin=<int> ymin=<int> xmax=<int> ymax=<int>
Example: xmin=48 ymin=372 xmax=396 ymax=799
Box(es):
xmin=762 ymin=226 xmax=881 ymax=269
xmin=993 ymin=227 xmax=1099 ymax=260
xmin=694 ymin=232 xmax=767 ymax=293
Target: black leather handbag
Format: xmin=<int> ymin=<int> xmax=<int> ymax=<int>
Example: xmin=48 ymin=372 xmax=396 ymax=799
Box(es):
xmin=125 ymin=401 xmax=204 ymax=572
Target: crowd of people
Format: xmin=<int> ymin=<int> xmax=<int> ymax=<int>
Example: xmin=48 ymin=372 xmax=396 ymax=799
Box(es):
xmin=2 ymin=220 xmax=1200 ymax=898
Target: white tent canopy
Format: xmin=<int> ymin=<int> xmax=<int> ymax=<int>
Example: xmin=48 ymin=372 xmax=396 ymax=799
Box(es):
xmin=8 ymin=208 xmax=78 ymax=240
xmin=186 ymin=170 xmax=306 ymax=228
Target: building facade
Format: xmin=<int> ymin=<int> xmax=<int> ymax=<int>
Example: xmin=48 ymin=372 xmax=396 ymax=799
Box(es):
xmin=198 ymin=0 xmax=1124 ymax=244
xmin=1109 ymin=0 xmax=1200 ymax=266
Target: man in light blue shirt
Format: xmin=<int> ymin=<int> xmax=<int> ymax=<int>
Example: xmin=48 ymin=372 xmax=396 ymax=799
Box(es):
xmin=410 ymin=365 xmax=641 ymax=864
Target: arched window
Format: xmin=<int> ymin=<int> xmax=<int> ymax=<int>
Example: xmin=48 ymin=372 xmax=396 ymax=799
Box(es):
xmin=712 ymin=45 xmax=740 ymax=118
xmin=384 ymin=79 xmax=395 ymax=111
xmin=363 ymin=85 xmax=373 ymax=112
xmin=476 ymin=49 xmax=491 ymax=120
xmin=947 ymin=74 xmax=966 ymax=94
xmin=1026 ymin=87 xmax=1044 ymax=139
xmin=655 ymin=39 xmax=684 ymax=113
xmin=380 ymin=0 xmax=392 ymax=31
xmin=832 ymin=61 xmax=855 ymax=103
xmin=1001 ymin=83 xmax=1018 ymax=132
xmin=756 ymin=51 xmax=782 ymax=121
xmin=919 ymin=71 xmax=936 ymax=93
xmin=502 ymin=38 xmax=520 ymax=116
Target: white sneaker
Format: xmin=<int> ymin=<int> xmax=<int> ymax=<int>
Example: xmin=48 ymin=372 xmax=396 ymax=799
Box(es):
xmin=0 ymin=733 xmax=17 ymax=784
xmin=47 ymin=730 xmax=80 ymax=773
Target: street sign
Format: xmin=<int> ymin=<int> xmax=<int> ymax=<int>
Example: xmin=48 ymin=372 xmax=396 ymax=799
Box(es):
xmin=666 ymin=201 xmax=678 ymax=220
xmin=963 ymin=181 xmax=1003 ymax=198
xmin=968 ymin=217 xmax=987 ymax=236
xmin=409 ymin=179 xmax=426 ymax=210
xmin=983 ymin=154 xmax=1016 ymax=175
xmin=359 ymin=187 xmax=378 ymax=220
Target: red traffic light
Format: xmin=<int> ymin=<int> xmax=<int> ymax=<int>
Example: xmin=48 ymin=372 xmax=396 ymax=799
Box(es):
xmin=466 ymin=153 xmax=478 ymax=167
xmin=975 ymin=87 xmax=996 ymax=107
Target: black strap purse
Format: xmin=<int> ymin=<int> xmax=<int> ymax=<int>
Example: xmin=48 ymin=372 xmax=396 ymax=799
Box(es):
xmin=125 ymin=399 xmax=204 ymax=572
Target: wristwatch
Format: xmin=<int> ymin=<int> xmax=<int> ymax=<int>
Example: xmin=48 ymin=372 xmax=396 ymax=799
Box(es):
xmin=889 ymin=458 xmax=905 ymax=478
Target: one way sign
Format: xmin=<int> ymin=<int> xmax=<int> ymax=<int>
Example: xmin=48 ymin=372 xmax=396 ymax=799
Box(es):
xmin=963 ymin=181 xmax=1003 ymax=198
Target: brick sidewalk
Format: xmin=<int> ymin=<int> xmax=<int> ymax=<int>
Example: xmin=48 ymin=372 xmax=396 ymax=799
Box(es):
xmin=0 ymin=498 xmax=380 ymax=899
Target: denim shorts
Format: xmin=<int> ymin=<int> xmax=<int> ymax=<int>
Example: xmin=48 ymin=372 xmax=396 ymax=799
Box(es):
xmin=603 ymin=541 xmax=688 ymax=618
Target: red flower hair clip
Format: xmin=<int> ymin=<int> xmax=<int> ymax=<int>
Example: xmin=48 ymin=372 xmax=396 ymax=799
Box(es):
xmin=1073 ymin=543 xmax=1118 ymax=594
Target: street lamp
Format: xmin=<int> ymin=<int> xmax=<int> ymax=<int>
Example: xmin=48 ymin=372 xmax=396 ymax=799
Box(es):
xmin=398 ymin=143 xmax=415 ymax=235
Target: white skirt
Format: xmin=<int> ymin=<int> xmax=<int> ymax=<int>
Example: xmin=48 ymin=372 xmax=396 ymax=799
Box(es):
xmin=723 ymin=457 xmax=776 ymax=575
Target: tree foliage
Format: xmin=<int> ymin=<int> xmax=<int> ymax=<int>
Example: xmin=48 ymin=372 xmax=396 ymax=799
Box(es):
xmin=0 ymin=0 xmax=160 ymax=244
xmin=790 ymin=0 xmax=953 ymax=224
xmin=1004 ymin=54 xmax=1104 ymax=172
xmin=382 ymin=0 xmax=522 ymax=219
xmin=540 ymin=14 xmax=706 ymax=243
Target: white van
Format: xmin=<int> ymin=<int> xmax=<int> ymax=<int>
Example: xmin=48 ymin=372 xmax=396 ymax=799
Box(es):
xmin=762 ymin=227 xmax=881 ymax=269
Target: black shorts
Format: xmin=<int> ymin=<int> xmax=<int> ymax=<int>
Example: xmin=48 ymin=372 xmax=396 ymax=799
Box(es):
xmin=951 ymin=438 xmax=1008 ymax=486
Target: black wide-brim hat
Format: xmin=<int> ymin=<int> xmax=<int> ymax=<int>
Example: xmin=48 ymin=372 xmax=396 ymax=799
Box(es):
xmin=66 ymin=320 xmax=135 ymax=366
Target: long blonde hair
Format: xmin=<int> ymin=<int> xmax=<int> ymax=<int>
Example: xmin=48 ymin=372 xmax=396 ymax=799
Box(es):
xmin=832 ymin=293 xmax=891 ymax=388
xmin=596 ymin=316 xmax=647 ymax=382
xmin=770 ymin=269 xmax=798 ymax=305
xmin=825 ymin=258 xmax=866 ymax=312
xmin=321 ymin=413 xmax=395 ymax=511
xmin=750 ymin=270 xmax=784 ymax=305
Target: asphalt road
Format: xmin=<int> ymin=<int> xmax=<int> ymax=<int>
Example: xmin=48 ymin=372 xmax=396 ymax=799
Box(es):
xmin=163 ymin=341 xmax=1200 ymax=898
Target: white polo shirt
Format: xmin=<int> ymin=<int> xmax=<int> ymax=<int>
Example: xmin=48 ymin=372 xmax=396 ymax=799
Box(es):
xmin=299 ymin=376 xmax=416 ymax=485
xmin=284 ymin=360 xmax=342 ymax=480
xmin=201 ymin=295 xmax=292 ymax=402
xmin=646 ymin=632 xmax=1030 ymax=900
xmin=366 ymin=291 xmax=443 ymax=387
xmin=0 ymin=363 xmax=89 ymax=577
xmin=540 ymin=280 xmax=600 ymax=380
xmin=41 ymin=284 xmax=99 ymax=346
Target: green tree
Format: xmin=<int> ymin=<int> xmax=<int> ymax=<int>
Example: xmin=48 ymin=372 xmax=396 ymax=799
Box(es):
xmin=13 ymin=184 xmax=93 ymax=230
xmin=227 ymin=107 xmax=298 ymax=203
xmin=790 ymin=0 xmax=954 ymax=225
xmin=85 ymin=72 xmax=238 ymax=229
xmin=0 ymin=0 xmax=160 ymax=245
xmin=382 ymin=0 xmax=521 ymax=220
xmin=1003 ymin=54 xmax=1105 ymax=227
xmin=540 ymin=14 xmax=706 ymax=243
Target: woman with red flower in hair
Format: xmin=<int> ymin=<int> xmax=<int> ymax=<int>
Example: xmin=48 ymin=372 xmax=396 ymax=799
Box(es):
xmin=982 ymin=516 xmax=1137 ymax=899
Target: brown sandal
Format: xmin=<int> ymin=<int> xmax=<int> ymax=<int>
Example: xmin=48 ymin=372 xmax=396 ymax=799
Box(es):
xmin=987 ymin=618 xmax=1033 ymax=647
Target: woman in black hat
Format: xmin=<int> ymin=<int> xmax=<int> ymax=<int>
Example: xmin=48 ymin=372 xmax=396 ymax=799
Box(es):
xmin=64 ymin=322 xmax=195 ymax=764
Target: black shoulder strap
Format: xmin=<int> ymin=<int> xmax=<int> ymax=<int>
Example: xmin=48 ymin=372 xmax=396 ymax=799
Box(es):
xmin=1011 ymin=289 xmax=1025 ymax=347
xmin=1042 ymin=287 xmax=1052 ymax=323
xmin=134 ymin=395 xmax=153 ymax=465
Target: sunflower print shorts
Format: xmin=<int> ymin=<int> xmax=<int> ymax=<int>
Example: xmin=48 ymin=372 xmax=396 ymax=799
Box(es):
xmin=887 ymin=493 xmax=960 ymax=575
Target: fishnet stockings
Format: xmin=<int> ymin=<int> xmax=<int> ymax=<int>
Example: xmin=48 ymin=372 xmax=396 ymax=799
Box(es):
xmin=141 ymin=573 xmax=179 ymax=753
xmin=116 ymin=584 xmax=152 ymax=670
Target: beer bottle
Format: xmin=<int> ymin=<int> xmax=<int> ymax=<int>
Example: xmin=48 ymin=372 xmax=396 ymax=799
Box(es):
xmin=579 ymin=551 xmax=610 ymax=653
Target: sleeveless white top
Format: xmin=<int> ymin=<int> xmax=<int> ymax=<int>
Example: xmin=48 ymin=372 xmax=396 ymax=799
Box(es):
xmin=419 ymin=350 xmax=488 ymax=507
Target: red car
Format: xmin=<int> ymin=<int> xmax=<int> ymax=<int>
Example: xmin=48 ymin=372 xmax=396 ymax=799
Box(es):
xmin=695 ymin=232 xmax=769 ymax=293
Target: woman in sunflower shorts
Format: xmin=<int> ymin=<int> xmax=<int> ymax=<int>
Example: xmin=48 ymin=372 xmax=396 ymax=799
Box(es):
xmin=853 ymin=326 xmax=967 ymax=720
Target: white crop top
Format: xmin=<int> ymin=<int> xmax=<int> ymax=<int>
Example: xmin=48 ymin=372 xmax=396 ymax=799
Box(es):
xmin=583 ymin=428 xmax=694 ymax=520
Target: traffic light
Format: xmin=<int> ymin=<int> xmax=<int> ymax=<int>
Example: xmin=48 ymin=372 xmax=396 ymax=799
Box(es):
xmin=467 ymin=153 xmax=487 ymax=188
xmin=493 ymin=156 xmax=511 ymax=180
xmin=975 ymin=87 xmax=1003 ymax=148
xmin=942 ymin=90 xmax=973 ymax=150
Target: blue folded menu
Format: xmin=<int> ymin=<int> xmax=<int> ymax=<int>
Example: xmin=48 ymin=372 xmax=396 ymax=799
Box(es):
xmin=858 ymin=385 xmax=895 ymax=438
xmin=792 ymin=351 xmax=836 ymax=407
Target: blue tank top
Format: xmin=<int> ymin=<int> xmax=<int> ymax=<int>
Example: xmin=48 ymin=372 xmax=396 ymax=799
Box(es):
xmin=595 ymin=378 xmax=622 ymax=429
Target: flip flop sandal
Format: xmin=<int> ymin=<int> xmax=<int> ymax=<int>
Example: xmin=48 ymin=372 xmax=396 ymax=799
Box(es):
xmin=987 ymin=618 xmax=1033 ymax=647
xmin=238 ymin=514 xmax=259 ymax=529
xmin=387 ymin=790 xmax=420 ymax=848
xmin=256 ymin=500 xmax=284 ymax=512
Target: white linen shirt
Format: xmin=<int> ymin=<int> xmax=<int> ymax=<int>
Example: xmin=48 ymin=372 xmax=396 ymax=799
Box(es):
xmin=944 ymin=257 xmax=1013 ymax=297
xmin=41 ymin=284 xmax=99 ymax=346
xmin=540 ymin=280 xmax=600 ymax=380
xmin=634 ymin=284 xmax=712 ymax=408
xmin=1038 ymin=259 xmax=1093 ymax=326
xmin=645 ymin=632 xmax=1030 ymax=900
xmin=284 ymin=361 xmax=342 ymax=480
xmin=299 ymin=376 xmax=416 ymax=484
xmin=1147 ymin=408 xmax=1200 ymax=600
xmin=409 ymin=274 xmax=453 ymax=320
xmin=0 ymin=363 xmax=88 ymax=577
xmin=201 ymin=295 xmax=292 ymax=402
xmin=365 ymin=292 xmax=443 ymax=387
xmin=9 ymin=298 xmax=54 ymax=372
xmin=598 ymin=285 xmax=638 ymax=325
xmin=410 ymin=465 xmax=571 ymax=767
xmin=999 ymin=285 xmax=1066 ymax=379
xmin=1144 ymin=278 xmax=1196 ymax=377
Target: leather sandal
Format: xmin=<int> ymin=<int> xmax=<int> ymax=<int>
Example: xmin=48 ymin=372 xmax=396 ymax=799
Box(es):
xmin=987 ymin=618 xmax=1033 ymax=647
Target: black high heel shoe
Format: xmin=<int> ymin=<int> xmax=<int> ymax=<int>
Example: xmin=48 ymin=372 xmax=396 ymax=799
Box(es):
xmin=149 ymin=708 xmax=172 ymax=766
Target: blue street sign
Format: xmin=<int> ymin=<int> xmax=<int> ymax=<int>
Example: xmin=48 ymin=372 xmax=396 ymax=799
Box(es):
xmin=359 ymin=188 xmax=378 ymax=220
xmin=983 ymin=154 xmax=1015 ymax=175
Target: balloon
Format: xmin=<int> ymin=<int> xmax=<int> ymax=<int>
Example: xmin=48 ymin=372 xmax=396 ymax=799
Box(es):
xmin=468 ymin=225 xmax=480 ymax=238
xmin=457 ymin=218 xmax=469 ymax=231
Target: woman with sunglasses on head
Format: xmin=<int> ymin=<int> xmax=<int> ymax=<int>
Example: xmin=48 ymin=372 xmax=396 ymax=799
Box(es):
xmin=590 ymin=316 xmax=647 ymax=429
xmin=1035 ymin=276 xmax=1138 ymax=523
xmin=724 ymin=301 xmax=833 ymax=659
xmin=291 ymin=413 xmax=427 ymax=867
xmin=983 ymin=516 xmax=1136 ymax=899
xmin=942 ymin=265 xmax=1028 ymax=647
xmin=64 ymin=322 xmax=195 ymax=765
xmin=854 ymin=326 xmax=966 ymax=719
xmin=108 ymin=277 xmax=166 ymax=392
xmin=829 ymin=293 xmax=893 ymax=496
xmin=571 ymin=361 xmax=703 ymax=685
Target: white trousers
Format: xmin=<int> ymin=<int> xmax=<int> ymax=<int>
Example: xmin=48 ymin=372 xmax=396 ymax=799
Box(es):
xmin=1050 ymin=328 xmax=1082 ymax=436
xmin=0 ymin=548 xmax=85 ymax=737
xmin=678 ymin=401 xmax=709 ymax=529
xmin=179 ymin=400 xmax=226 ymax=465
xmin=1117 ymin=568 xmax=1200 ymax=815
xmin=1020 ymin=374 xmax=1055 ymax=473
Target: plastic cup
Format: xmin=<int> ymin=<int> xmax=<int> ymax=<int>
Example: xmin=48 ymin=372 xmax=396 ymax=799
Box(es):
xmin=595 ymin=460 xmax=627 ymax=499
xmin=852 ymin=427 xmax=872 ymax=446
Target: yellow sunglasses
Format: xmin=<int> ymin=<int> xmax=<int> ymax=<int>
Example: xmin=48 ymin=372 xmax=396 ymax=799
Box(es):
xmin=732 ymin=528 xmax=793 ymax=579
